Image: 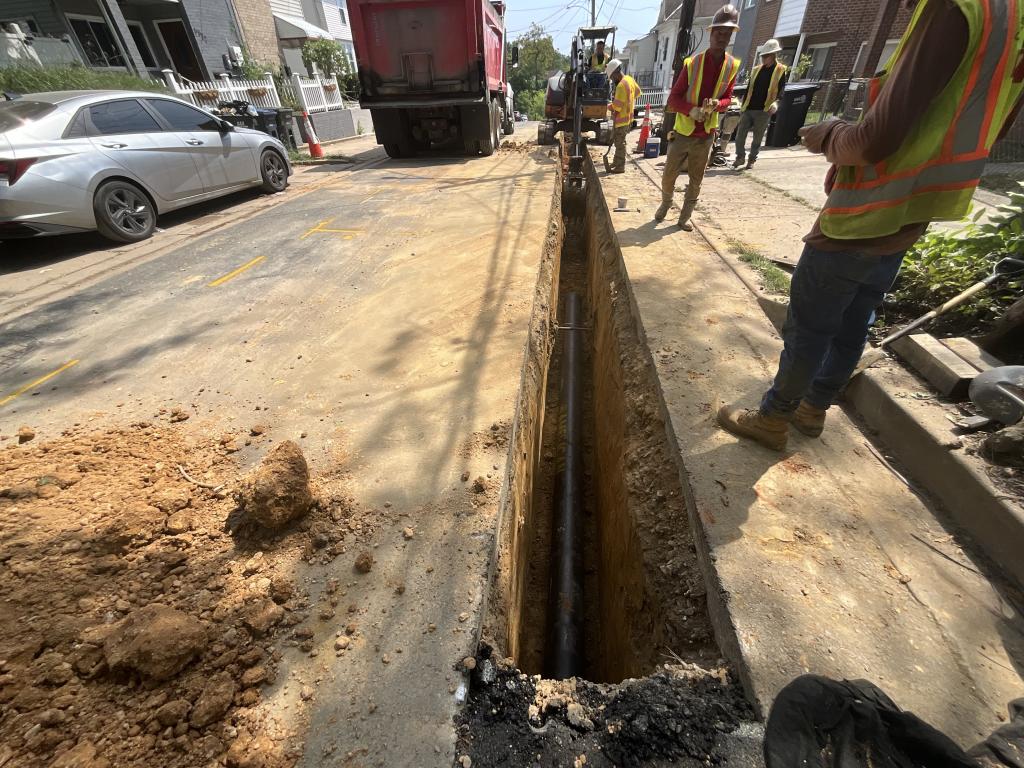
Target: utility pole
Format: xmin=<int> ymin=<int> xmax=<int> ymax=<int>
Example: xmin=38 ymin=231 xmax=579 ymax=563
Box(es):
xmin=661 ymin=0 xmax=696 ymax=139
xmin=859 ymin=0 xmax=901 ymax=77
xmin=591 ymin=0 xmax=596 ymax=25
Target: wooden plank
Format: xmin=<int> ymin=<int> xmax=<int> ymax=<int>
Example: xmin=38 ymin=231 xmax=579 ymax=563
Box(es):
xmin=889 ymin=333 xmax=979 ymax=398
xmin=940 ymin=337 xmax=1004 ymax=372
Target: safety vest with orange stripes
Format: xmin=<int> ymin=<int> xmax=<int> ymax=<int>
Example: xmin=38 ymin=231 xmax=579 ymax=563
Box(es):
xmin=611 ymin=75 xmax=641 ymax=128
xmin=673 ymin=51 xmax=741 ymax=135
xmin=819 ymin=0 xmax=1024 ymax=239
xmin=741 ymin=61 xmax=787 ymax=111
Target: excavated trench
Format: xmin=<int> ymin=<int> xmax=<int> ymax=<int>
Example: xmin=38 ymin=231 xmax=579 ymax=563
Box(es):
xmin=484 ymin=148 xmax=720 ymax=685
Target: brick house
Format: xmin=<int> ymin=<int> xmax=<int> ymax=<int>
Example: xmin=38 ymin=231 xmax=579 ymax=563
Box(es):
xmin=737 ymin=0 xmax=913 ymax=82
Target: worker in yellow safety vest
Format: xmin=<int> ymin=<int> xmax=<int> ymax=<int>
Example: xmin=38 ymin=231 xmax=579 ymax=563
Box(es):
xmin=589 ymin=40 xmax=609 ymax=71
xmin=718 ymin=0 xmax=1024 ymax=451
xmin=656 ymin=4 xmax=742 ymax=230
xmin=604 ymin=59 xmax=641 ymax=173
xmin=732 ymin=38 xmax=788 ymax=169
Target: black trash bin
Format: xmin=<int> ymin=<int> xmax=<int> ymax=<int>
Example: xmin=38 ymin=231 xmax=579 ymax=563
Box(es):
xmin=218 ymin=113 xmax=257 ymax=130
xmin=254 ymin=108 xmax=280 ymax=140
xmin=273 ymin=108 xmax=296 ymax=149
xmin=767 ymin=82 xmax=821 ymax=147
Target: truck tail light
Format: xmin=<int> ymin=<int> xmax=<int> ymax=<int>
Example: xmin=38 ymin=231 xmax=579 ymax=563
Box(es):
xmin=0 ymin=158 xmax=37 ymax=186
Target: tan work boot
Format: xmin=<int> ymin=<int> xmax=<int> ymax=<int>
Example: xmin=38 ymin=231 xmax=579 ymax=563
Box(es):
xmin=792 ymin=401 xmax=827 ymax=437
xmin=678 ymin=199 xmax=697 ymax=231
xmin=654 ymin=201 xmax=671 ymax=222
xmin=717 ymin=403 xmax=789 ymax=451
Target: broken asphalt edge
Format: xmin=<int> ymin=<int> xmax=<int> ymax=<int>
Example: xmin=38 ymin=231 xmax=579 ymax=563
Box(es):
xmin=630 ymin=152 xmax=1024 ymax=595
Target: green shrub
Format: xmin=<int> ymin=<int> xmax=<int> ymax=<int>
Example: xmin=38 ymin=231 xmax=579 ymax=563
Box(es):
xmin=889 ymin=182 xmax=1024 ymax=329
xmin=516 ymin=89 xmax=546 ymax=121
xmin=0 ymin=65 xmax=168 ymax=95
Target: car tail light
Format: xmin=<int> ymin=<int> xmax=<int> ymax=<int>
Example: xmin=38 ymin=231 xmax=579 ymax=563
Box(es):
xmin=0 ymin=158 xmax=37 ymax=186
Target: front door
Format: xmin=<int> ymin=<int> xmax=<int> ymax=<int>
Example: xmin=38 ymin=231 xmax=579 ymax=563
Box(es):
xmin=155 ymin=19 xmax=204 ymax=82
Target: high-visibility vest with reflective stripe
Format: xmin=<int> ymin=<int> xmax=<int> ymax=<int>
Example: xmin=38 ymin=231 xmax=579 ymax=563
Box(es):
xmin=674 ymin=51 xmax=741 ymax=135
xmin=590 ymin=52 xmax=609 ymax=70
xmin=611 ymin=75 xmax=641 ymax=127
xmin=819 ymin=0 xmax=1024 ymax=240
xmin=741 ymin=62 xmax=787 ymax=111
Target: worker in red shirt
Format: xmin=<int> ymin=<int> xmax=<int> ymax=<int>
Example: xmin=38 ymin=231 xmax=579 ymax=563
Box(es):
xmin=655 ymin=4 xmax=742 ymax=231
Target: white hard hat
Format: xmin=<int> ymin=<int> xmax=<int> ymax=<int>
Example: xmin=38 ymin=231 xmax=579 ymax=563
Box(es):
xmin=759 ymin=38 xmax=783 ymax=55
xmin=605 ymin=58 xmax=623 ymax=75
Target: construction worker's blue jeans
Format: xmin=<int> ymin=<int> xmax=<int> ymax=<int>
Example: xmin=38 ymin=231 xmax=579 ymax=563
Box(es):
xmin=760 ymin=244 xmax=906 ymax=417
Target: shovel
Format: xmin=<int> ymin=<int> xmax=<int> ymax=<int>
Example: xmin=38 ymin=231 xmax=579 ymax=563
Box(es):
xmin=849 ymin=256 xmax=1024 ymax=379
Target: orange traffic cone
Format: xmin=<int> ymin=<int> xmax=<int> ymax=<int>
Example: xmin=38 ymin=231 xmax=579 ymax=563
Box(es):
xmin=637 ymin=111 xmax=651 ymax=153
xmin=301 ymin=111 xmax=324 ymax=159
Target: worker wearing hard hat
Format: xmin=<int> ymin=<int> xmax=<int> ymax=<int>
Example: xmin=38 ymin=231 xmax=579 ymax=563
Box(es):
xmin=732 ymin=38 xmax=787 ymax=170
xmin=656 ymin=4 xmax=741 ymax=231
xmin=589 ymin=40 xmax=609 ymax=71
xmin=604 ymin=59 xmax=641 ymax=174
xmin=718 ymin=0 xmax=1024 ymax=451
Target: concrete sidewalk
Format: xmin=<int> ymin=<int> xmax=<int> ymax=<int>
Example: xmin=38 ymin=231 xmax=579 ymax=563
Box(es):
xmin=593 ymin=156 xmax=1024 ymax=748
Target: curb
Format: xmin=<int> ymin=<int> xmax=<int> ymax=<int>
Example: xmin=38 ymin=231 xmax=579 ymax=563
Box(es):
xmin=625 ymin=150 xmax=1024 ymax=591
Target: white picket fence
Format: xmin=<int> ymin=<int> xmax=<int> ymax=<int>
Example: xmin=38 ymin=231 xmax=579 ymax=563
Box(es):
xmin=636 ymin=88 xmax=670 ymax=111
xmin=162 ymin=70 xmax=281 ymax=109
xmin=291 ymin=74 xmax=348 ymax=113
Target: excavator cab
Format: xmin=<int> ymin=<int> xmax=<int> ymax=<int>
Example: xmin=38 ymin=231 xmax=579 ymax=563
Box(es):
xmin=540 ymin=26 xmax=617 ymax=213
xmin=538 ymin=26 xmax=616 ymax=148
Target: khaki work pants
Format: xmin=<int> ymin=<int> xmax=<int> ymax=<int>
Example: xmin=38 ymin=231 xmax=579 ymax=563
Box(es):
xmin=610 ymin=125 xmax=630 ymax=171
xmin=660 ymin=133 xmax=714 ymax=207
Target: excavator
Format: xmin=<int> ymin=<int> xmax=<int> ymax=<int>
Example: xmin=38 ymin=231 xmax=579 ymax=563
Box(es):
xmin=537 ymin=26 xmax=616 ymax=207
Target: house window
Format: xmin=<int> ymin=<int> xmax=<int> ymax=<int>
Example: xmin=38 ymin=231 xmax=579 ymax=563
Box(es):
xmin=338 ymin=3 xmax=348 ymax=25
xmin=851 ymin=38 xmax=899 ymax=76
xmin=66 ymin=14 xmax=126 ymax=68
xmin=804 ymin=43 xmax=835 ymax=81
xmin=126 ymin=21 xmax=157 ymax=68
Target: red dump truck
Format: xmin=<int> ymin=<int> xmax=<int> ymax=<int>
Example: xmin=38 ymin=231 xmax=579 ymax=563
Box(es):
xmin=348 ymin=0 xmax=516 ymax=158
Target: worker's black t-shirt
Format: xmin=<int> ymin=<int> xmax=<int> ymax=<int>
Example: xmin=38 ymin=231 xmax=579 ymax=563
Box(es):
xmin=746 ymin=62 xmax=778 ymax=111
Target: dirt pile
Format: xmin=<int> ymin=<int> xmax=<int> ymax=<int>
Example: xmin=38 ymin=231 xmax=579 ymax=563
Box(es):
xmin=455 ymin=645 xmax=754 ymax=767
xmin=235 ymin=440 xmax=313 ymax=529
xmin=0 ymin=423 xmax=369 ymax=768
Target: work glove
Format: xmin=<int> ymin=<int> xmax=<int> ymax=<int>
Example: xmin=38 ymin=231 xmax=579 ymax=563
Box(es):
xmin=689 ymin=107 xmax=705 ymax=122
xmin=767 ymin=101 xmax=778 ymax=116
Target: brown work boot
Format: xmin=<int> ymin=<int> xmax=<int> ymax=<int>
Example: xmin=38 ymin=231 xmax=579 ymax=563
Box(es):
xmin=717 ymin=403 xmax=789 ymax=451
xmin=731 ymin=157 xmax=745 ymax=169
xmin=678 ymin=199 xmax=697 ymax=231
xmin=745 ymin=159 xmax=756 ymax=170
xmin=792 ymin=401 xmax=827 ymax=437
xmin=654 ymin=201 xmax=671 ymax=222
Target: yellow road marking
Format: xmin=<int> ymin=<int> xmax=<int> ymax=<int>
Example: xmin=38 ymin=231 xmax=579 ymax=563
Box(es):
xmin=208 ymin=256 xmax=266 ymax=287
xmin=299 ymin=217 xmax=364 ymax=240
xmin=0 ymin=359 xmax=80 ymax=407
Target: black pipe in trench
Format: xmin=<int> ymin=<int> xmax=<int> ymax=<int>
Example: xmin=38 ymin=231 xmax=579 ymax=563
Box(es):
xmin=547 ymin=291 xmax=584 ymax=679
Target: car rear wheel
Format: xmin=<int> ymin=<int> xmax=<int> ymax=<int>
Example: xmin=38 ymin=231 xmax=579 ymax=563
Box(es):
xmin=260 ymin=150 xmax=289 ymax=193
xmin=93 ymin=180 xmax=155 ymax=243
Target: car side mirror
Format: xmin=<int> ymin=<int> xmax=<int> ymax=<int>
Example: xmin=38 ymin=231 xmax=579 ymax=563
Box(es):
xmin=511 ymin=46 xmax=519 ymax=67
xmin=218 ymin=120 xmax=233 ymax=134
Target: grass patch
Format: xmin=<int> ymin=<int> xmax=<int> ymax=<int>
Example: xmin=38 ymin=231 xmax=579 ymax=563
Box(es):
xmin=0 ymin=65 xmax=168 ymax=95
xmin=745 ymin=172 xmax=818 ymax=209
xmin=730 ymin=241 xmax=792 ymax=295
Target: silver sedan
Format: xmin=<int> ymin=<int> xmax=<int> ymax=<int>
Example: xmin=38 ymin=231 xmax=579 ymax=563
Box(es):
xmin=0 ymin=90 xmax=292 ymax=243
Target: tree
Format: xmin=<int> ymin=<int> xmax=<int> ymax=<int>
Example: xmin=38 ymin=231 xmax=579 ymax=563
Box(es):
xmin=301 ymin=38 xmax=348 ymax=76
xmin=505 ymin=25 xmax=570 ymax=121
xmin=300 ymin=38 xmax=358 ymax=96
